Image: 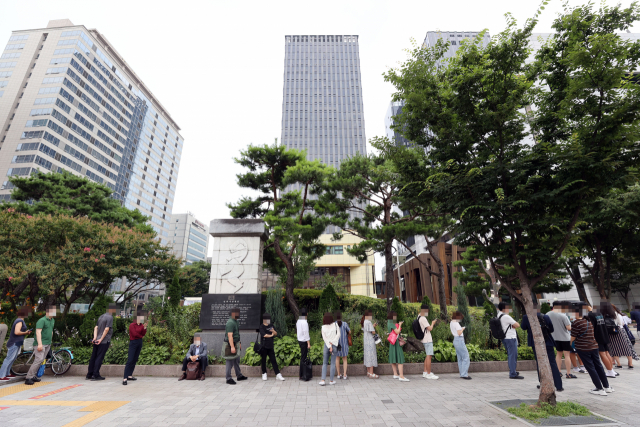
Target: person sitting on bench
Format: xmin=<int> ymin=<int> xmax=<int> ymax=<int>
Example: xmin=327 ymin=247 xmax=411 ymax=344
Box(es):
xmin=178 ymin=334 xmax=207 ymax=381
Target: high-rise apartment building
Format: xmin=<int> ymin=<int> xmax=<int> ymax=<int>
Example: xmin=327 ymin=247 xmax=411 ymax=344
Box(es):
xmin=0 ymin=19 xmax=183 ymax=245
xmin=279 ymin=35 xmax=374 ymax=296
xmin=385 ymin=101 xmax=411 ymax=147
xmin=281 ymin=35 xmax=366 ymax=165
xmin=170 ymin=212 xmax=210 ymax=265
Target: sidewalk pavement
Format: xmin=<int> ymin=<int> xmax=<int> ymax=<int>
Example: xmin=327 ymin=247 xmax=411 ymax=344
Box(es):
xmin=0 ymin=367 xmax=638 ymax=426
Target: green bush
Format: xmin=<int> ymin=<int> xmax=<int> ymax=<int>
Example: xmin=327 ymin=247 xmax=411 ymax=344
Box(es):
xmin=421 ymin=295 xmax=436 ymax=323
xmin=431 ymin=321 xmax=452 ymax=343
xmin=79 ymin=295 xmax=113 ymax=343
xmin=390 ymin=297 xmax=405 ymax=324
xmin=138 ymin=344 xmax=171 ymax=365
xmin=265 ymin=285 xmax=287 ymax=336
xmin=166 ymin=273 xmax=181 ymax=307
xmin=318 ymin=284 xmax=340 ymax=314
xmin=467 ymin=317 xmax=490 ymax=348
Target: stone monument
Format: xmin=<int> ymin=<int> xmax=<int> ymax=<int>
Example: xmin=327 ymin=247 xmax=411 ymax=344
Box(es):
xmin=198 ymin=219 xmax=267 ymax=357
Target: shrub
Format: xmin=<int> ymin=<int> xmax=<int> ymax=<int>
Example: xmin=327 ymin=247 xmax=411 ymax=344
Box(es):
xmin=421 ymin=295 xmax=436 ymax=323
xmin=467 ymin=317 xmax=490 ymax=348
xmin=431 ymin=320 xmax=452 ymax=343
xmin=390 ymin=297 xmax=405 ymax=324
xmin=138 ymin=344 xmax=171 ymax=365
xmin=79 ymin=295 xmax=113 ymax=344
xmin=265 ymin=285 xmax=287 ymax=336
xmin=166 ymin=273 xmax=181 ymax=307
xmin=318 ymin=284 xmax=340 ymax=314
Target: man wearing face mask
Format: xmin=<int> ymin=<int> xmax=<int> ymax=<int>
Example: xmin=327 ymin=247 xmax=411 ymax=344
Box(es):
xmin=224 ymin=308 xmax=248 ymax=385
xmin=179 ymin=333 xmax=207 ymax=381
xmin=260 ymin=313 xmax=285 ymax=381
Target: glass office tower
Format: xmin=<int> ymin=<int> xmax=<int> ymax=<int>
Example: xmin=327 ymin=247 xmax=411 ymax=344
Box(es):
xmin=281 ymin=35 xmax=366 ymax=165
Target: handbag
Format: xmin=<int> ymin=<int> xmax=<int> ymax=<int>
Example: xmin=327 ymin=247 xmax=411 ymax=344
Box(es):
xmin=397 ymin=335 xmax=406 ymax=347
xmin=387 ymin=323 xmax=401 ymax=345
xmin=253 ymin=332 xmax=264 ymax=355
xmin=335 ymin=323 xmax=342 ymax=352
xmin=348 ymin=331 xmax=353 ymax=347
xmin=373 ymin=333 xmax=382 ymax=345
xmin=303 ymin=357 xmax=313 ymax=381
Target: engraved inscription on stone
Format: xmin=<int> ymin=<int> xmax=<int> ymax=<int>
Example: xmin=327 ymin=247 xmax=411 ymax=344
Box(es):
xmin=219 ymin=239 xmax=248 ymax=294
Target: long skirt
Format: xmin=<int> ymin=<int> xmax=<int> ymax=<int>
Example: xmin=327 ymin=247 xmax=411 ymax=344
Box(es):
xmin=608 ymin=330 xmax=638 ymax=360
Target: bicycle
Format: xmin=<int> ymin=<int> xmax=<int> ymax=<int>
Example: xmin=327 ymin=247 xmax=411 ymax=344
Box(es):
xmin=11 ymin=341 xmax=74 ymax=377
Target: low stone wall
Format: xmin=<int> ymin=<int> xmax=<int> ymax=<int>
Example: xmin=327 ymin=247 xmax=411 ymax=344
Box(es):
xmin=64 ymin=360 xmax=537 ymax=378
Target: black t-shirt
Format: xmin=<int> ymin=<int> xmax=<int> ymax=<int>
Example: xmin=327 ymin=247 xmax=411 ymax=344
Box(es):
xmin=259 ymin=324 xmax=276 ymax=349
xmin=586 ymin=312 xmax=610 ymax=345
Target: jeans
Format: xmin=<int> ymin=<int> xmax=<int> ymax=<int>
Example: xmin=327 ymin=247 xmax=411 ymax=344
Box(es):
xmin=577 ymin=349 xmax=609 ymax=390
xmin=321 ymin=344 xmax=337 ymax=381
xmin=26 ymin=344 xmax=50 ymax=379
xmin=124 ymin=339 xmax=143 ymax=379
xmin=87 ymin=342 xmax=110 ymax=378
xmin=299 ymin=341 xmax=309 ymax=379
xmin=261 ymin=348 xmax=280 ymax=375
xmin=453 ymin=336 xmax=470 ymax=378
xmin=225 ymin=357 xmax=242 ymax=380
xmin=502 ymin=338 xmax=519 ymax=377
xmin=532 ymin=344 xmax=563 ymax=390
xmin=0 ymin=344 xmax=21 ymax=378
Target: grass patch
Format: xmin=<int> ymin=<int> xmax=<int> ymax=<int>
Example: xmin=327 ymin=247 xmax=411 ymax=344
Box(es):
xmin=507 ymin=401 xmax=591 ymax=423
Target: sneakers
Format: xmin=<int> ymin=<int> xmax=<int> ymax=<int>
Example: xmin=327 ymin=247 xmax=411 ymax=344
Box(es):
xmin=423 ymin=373 xmax=439 ymax=379
xmin=33 ymin=377 xmax=41 ymax=382
xmin=399 ymin=377 xmax=410 ymax=382
xmin=262 ymin=373 xmax=267 ymax=381
xmin=329 ymin=381 xmax=337 ymax=385
xmin=337 ymin=375 xmax=342 ymax=379
xmin=25 ymin=378 xmax=35 ymax=385
xmin=393 ymin=375 xmax=399 ymax=379
xmin=318 ymin=380 xmax=326 ymax=386
xmin=276 ymin=374 xmax=285 ymax=381
xmin=589 ymin=388 xmax=607 ymax=396
xmin=226 ymin=379 xmax=236 ymax=385
xmin=91 ymin=376 xmax=105 ymax=381
xmin=604 ymin=386 xmax=614 ymax=393
xmin=461 ymin=376 xmax=472 ymax=380
xmin=510 ymin=375 xmax=525 ymax=379
xmin=237 ymin=375 xmax=248 ymax=381
xmin=0 ymin=377 xmax=10 ymax=381
xmin=606 ymin=370 xmax=616 ymax=378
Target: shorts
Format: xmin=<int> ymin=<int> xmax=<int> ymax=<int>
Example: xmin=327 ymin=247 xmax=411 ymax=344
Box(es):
xmin=423 ymin=342 xmax=434 ymax=356
xmin=555 ymin=340 xmax=573 ymax=352
xmin=598 ymin=343 xmax=609 ymax=353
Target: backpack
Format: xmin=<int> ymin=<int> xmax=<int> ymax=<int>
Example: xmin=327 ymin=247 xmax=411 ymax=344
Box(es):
xmin=412 ymin=316 xmax=427 ymax=340
xmin=185 ymin=361 xmax=201 ymax=380
xmin=489 ymin=313 xmax=509 ymax=340
xmin=604 ymin=317 xmax=619 ymax=334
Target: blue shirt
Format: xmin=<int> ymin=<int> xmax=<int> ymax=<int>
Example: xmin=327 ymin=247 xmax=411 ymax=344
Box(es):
xmin=631 ymin=310 xmax=640 ymax=330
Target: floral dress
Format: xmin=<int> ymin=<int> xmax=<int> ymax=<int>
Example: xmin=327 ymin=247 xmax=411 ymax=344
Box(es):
xmin=387 ymin=320 xmax=405 ymax=364
xmin=363 ymin=319 xmax=378 ymax=367
xmin=336 ymin=322 xmax=350 ymax=357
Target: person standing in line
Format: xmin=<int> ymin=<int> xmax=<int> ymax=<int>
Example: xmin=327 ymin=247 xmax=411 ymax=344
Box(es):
xmin=570 ymin=303 xmax=612 ymax=396
xmin=0 ymin=306 xmax=32 ymax=381
xmin=450 ymin=311 xmax=471 ymax=380
xmin=123 ymin=311 xmax=148 ymax=385
xmin=296 ymin=308 xmax=311 ymax=381
xmin=335 ymin=311 xmax=350 ymax=380
xmin=546 ymin=302 xmax=576 ymax=379
xmin=178 ymin=333 xmax=208 ymax=381
xmin=418 ymin=304 xmax=438 ymax=379
xmin=260 ymin=313 xmax=285 ymax=381
xmin=631 ymin=303 xmax=640 ymax=338
xmin=521 ymin=305 xmax=564 ymax=392
xmin=224 ymin=308 xmax=248 ymax=385
xmin=585 ymin=304 xmax=617 ymax=378
xmin=362 ymin=311 xmax=378 ymax=379
xmin=86 ymin=303 xmax=116 ymax=381
xmin=602 ymin=302 xmax=636 ymax=369
xmin=319 ymin=313 xmax=340 ymax=386
xmin=497 ymin=302 xmax=523 ymax=379
xmin=25 ymin=305 xmax=56 ymax=385
xmin=388 ymin=311 xmax=409 ymax=381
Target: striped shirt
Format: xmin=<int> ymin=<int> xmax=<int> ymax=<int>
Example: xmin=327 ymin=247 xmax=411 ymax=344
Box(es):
xmin=570 ymin=318 xmax=598 ymax=351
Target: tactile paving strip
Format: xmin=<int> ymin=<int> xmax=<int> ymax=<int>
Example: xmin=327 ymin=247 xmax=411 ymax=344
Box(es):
xmin=0 ymin=382 xmax=53 ymax=398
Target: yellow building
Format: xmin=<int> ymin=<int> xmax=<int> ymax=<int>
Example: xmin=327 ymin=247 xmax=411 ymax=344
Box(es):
xmin=303 ymin=234 xmax=375 ymax=296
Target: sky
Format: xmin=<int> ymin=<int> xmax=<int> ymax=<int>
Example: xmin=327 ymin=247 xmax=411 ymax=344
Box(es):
xmin=2 ymin=0 xmax=639 ymax=273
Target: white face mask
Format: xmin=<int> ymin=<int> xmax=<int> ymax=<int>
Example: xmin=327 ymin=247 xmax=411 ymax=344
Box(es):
xmin=264 ymin=320 xmax=271 ymax=325
xmin=194 ymin=341 xmax=200 ymax=346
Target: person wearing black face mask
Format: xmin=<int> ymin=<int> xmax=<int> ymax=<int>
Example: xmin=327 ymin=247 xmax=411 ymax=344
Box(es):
xmin=224 ymin=308 xmax=248 ymax=385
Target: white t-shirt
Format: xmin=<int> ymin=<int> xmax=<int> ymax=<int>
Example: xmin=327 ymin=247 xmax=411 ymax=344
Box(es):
xmin=296 ymin=319 xmax=310 ymax=342
xmin=418 ymin=316 xmax=432 ymax=343
xmin=498 ymin=312 xmax=518 ymax=339
xmin=622 ymin=315 xmax=632 ymax=325
xmin=450 ymin=320 xmax=463 ymax=338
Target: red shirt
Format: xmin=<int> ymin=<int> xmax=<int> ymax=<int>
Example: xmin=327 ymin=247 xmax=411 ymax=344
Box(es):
xmin=129 ymin=323 xmax=147 ymax=340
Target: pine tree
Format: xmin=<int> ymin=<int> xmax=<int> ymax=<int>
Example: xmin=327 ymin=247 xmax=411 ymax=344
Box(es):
xmin=318 ymin=284 xmax=340 ymax=315
xmin=265 ymin=284 xmax=287 ymax=336
xmin=390 ymin=296 xmax=406 ymax=324
xmin=421 ymin=295 xmax=435 ymax=323
xmin=166 ymin=273 xmax=181 ymax=308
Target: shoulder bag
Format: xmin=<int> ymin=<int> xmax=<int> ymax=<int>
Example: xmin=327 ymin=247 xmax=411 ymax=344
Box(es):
xmin=335 ymin=323 xmax=342 ymax=352
xmin=253 ymin=331 xmax=264 ymax=355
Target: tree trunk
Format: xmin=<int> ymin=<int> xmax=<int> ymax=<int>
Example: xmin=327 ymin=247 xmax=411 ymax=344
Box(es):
xmin=285 ymin=266 xmax=299 ymax=319
xmin=384 ymin=242 xmax=394 ymax=313
xmin=566 ymin=262 xmax=591 ymax=306
xmin=521 ymin=285 xmax=557 ymax=406
xmin=427 ymin=240 xmax=448 ymax=321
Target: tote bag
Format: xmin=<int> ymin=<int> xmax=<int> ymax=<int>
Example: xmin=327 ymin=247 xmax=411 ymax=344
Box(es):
xmin=387 ymin=324 xmax=399 ymax=345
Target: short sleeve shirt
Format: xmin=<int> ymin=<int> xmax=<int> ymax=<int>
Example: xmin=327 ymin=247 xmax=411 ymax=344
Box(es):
xmin=499 ymin=313 xmax=518 ymax=339
xmin=546 ymin=311 xmax=571 ymax=342
xmin=418 ymin=316 xmax=432 ymax=343
xmin=6 ymin=319 xmax=27 ymax=348
xmin=259 ymin=324 xmax=276 ymax=349
xmin=35 ymin=316 xmax=54 ymax=345
xmin=225 ymin=318 xmax=240 ymax=343
xmin=96 ymin=314 xmax=114 ymax=343
xmin=450 ymin=320 xmax=463 ymax=338
xmin=571 ymin=317 xmax=598 ymax=351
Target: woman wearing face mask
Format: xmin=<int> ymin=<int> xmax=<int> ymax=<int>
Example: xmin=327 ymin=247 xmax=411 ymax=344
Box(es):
xmin=123 ymin=311 xmax=148 ymax=385
xmin=362 ymin=310 xmax=378 ymax=379
xmin=260 ymin=313 xmax=285 ymax=381
xmin=387 ymin=311 xmax=409 ymax=381
xmin=334 ymin=311 xmax=351 ymax=380
xmin=451 ymin=311 xmax=471 ymax=380
xmin=320 ymin=313 xmax=340 ymax=386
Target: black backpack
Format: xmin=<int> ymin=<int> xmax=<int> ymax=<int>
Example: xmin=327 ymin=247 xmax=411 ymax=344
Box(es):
xmin=489 ymin=313 xmax=509 ymax=340
xmin=604 ymin=317 xmax=619 ymax=334
xmin=412 ymin=316 xmax=426 ymax=340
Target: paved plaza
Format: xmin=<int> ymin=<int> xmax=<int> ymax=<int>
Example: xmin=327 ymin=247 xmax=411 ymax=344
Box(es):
xmin=0 ymin=368 xmax=638 ymax=427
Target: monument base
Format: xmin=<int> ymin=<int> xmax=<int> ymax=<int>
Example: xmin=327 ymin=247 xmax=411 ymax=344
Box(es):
xmin=200 ymin=329 xmax=259 ymax=359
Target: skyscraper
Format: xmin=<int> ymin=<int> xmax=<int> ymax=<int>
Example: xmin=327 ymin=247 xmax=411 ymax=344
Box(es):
xmin=170 ymin=212 xmax=210 ymax=266
xmin=0 ymin=19 xmax=183 ymax=246
xmin=279 ymin=35 xmax=374 ymax=296
xmin=281 ymin=35 xmax=366 ymax=165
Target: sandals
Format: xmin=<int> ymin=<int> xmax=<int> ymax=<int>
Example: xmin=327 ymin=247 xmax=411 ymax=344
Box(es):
xmin=367 ymin=373 xmax=379 ymax=379
xmin=566 ymin=373 xmax=577 ymax=379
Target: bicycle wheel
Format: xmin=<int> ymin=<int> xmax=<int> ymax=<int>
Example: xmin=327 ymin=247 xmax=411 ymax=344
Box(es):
xmin=10 ymin=352 xmax=34 ymax=376
xmin=51 ymin=350 xmax=72 ymax=375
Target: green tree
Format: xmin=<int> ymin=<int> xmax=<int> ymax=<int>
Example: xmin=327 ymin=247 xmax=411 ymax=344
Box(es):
xmin=178 ymin=261 xmax=212 ymax=297
xmin=265 ymin=284 xmax=287 ymax=336
xmin=385 ymin=2 xmax=640 ymax=404
xmin=5 ymin=171 xmax=153 ymax=234
xmin=79 ymin=294 xmax=113 ymax=343
xmin=166 ymin=273 xmax=181 ymax=307
xmin=390 ymin=296 xmax=406 ymax=325
xmin=228 ymin=142 xmax=337 ymax=318
xmin=315 ymin=272 xmax=348 ymax=294
xmin=420 ymin=295 xmax=435 ymax=323
xmin=453 ymin=246 xmax=491 ymax=298
xmin=318 ymin=283 xmax=340 ymax=315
